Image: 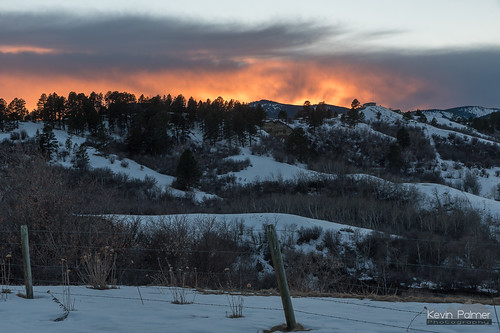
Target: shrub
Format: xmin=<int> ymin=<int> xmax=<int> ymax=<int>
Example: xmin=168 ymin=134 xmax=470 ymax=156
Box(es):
xmin=78 ymin=248 xmax=117 ymax=290
xmin=322 ymin=230 xmax=341 ymax=253
xmin=297 ymin=226 xmax=322 ymax=244
xmin=9 ymin=132 xmax=20 ymax=141
xmin=462 ymin=170 xmax=481 ymax=195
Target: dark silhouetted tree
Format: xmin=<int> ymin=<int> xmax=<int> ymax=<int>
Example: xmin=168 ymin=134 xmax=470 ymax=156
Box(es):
xmin=7 ymin=98 xmax=27 ymax=127
xmin=396 ymin=127 xmax=411 ymax=149
xmin=351 ymin=98 xmax=361 ymax=110
xmin=175 ymin=149 xmax=200 ymax=190
xmin=286 ymin=127 xmax=309 ymax=162
xmin=73 ymin=144 xmax=90 ymax=170
xmin=0 ymin=98 xmax=7 ymax=131
xmin=387 ymin=144 xmax=403 ymax=172
xmin=278 ymin=109 xmax=288 ymax=121
xmin=342 ymin=99 xmax=365 ymax=128
xmin=38 ymin=123 xmax=58 ymax=157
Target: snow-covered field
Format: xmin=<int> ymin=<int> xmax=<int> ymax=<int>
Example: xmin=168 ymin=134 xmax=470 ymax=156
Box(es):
xmin=1 ymin=285 xmax=497 ymax=333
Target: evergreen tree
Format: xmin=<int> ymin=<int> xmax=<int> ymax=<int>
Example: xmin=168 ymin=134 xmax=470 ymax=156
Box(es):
xmin=278 ymin=109 xmax=288 ymax=121
xmin=39 ymin=123 xmax=59 ymax=157
xmin=308 ymin=101 xmax=329 ymax=130
xmin=73 ymin=144 xmax=90 ymax=170
xmin=350 ymin=99 xmax=361 ymax=110
xmin=175 ymin=149 xmax=200 ymax=190
xmin=342 ymin=108 xmax=365 ymax=127
xmin=387 ymin=144 xmax=403 ymax=172
xmin=396 ymin=127 xmax=411 ymax=149
xmin=7 ymin=98 xmax=27 ymax=128
xmin=286 ymin=127 xmax=309 ymax=162
xmin=0 ymin=98 xmax=7 ymax=131
xmin=341 ymin=98 xmax=365 ymax=128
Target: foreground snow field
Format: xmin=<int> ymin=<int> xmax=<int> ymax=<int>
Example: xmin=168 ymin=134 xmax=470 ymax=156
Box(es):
xmin=1 ymin=286 xmax=498 ymax=333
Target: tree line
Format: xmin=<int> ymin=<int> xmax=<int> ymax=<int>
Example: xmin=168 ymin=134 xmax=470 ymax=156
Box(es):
xmin=0 ymin=92 xmax=267 ymax=155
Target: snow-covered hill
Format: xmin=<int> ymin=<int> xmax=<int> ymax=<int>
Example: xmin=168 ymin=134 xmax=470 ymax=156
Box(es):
xmin=6 ymin=111 xmax=500 ymax=219
xmin=249 ymin=99 xmax=349 ymax=119
xmin=422 ymin=106 xmax=500 ymax=120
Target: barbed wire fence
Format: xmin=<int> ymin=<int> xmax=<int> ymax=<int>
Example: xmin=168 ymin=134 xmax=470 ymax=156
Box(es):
xmin=1 ymin=224 xmax=499 ymax=292
xmin=1 ymin=223 xmax=499 ymax=331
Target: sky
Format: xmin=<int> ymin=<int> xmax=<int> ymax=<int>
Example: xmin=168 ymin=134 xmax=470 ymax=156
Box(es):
xmin=1 ymin=0 xmax=500 ymax=111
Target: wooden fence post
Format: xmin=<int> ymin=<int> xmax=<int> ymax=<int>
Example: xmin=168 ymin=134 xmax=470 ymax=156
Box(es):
xmin=266 ymin=224 xmax=296 ymax=330
xmin=21 ymin=225 xmax=34 ymax=299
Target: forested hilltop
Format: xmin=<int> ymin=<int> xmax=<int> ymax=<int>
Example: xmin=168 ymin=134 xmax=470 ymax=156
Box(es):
xmin=1 ymin=91 xmax=500 ymax=297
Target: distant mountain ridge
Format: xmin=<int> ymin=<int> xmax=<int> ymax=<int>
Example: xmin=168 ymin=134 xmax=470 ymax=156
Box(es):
xmin=249 ymin=99 xmax=349 ymax=119
xmin=420 ymin=106 xmax=500 ymax=120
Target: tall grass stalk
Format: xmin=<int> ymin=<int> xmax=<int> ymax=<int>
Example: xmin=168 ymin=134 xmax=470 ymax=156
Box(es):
xmin=1 ymin=253 xmax=12 ymax=300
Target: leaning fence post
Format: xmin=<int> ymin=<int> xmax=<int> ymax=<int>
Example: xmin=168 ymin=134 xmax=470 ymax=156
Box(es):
xmin=265 ymin=224 xmax=296 ymax=330
xmin=21 ymin=225 xmax=34 ymax=299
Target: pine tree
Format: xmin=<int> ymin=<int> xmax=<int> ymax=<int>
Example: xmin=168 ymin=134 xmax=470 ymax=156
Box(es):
xmin=39 ymin=123 xmax=59 ymax=157
xmin=342 ymin=99 xmax=365 ymax=127
xmin=396 ymin=127 xmax=411 ymax=149
xmin=175 ymin=149 xmax=200 ymax=190
xmin=286 ymin=127 xmax=309 ymax=162
xmin=73 ymin=144 xmax=90 ymax=170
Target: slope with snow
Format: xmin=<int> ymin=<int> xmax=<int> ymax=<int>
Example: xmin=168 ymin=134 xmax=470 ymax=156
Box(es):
xmin=224 ymin=147 xmax=321 ymax=184
xmin=423 ymin=106 xmax=500 ymax=121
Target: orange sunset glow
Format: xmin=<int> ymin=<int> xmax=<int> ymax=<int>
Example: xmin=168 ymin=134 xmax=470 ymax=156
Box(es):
xmin=0 ymin=58 xmax=432 ymax=111
xmin=1 ymin=4 xmax=499 ymax=111
xmin=0 ymin=45 xmax=59 ymax=55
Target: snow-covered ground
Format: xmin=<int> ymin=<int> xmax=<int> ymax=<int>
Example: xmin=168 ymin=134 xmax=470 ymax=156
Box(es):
xmin=225 ymin=147 xmax=321 ymax=184
xmin=412 ymin=182 xmax=500 ymax=218
xmin=1 ymin=285 xmax=497 ymax=333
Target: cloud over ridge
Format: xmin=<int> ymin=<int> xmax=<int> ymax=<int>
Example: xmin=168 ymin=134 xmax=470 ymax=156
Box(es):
xmin=1 ymin=12 xmax=499 ymax=110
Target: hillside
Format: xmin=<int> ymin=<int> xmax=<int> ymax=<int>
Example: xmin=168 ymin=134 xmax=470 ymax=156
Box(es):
xmin=249 ymin=99 xmax=349 ymax=118
xmin=1 ymin=95 xmax=500 ymax=299
xmin=421 ymin=106 xmax=500 ymax=121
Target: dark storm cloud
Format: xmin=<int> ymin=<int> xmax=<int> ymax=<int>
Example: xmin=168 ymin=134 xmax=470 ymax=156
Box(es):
xmin=341 ymin=49 xmax=500 ymax=109
xmin=0 ymin=12 xmax=333 ymax=73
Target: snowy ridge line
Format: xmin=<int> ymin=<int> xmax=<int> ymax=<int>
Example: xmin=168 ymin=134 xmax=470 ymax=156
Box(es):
xmin=40 ymin=290 xmax=442 ymax=333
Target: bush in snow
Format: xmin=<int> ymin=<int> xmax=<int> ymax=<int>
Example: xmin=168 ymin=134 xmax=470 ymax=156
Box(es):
xmin=461 ymin=170 xmax=481 ymax=195
xmin=9 ymin=132 xmax=20 ymax=141
xmin=297 ymin=226 xmax=322 ymax=245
